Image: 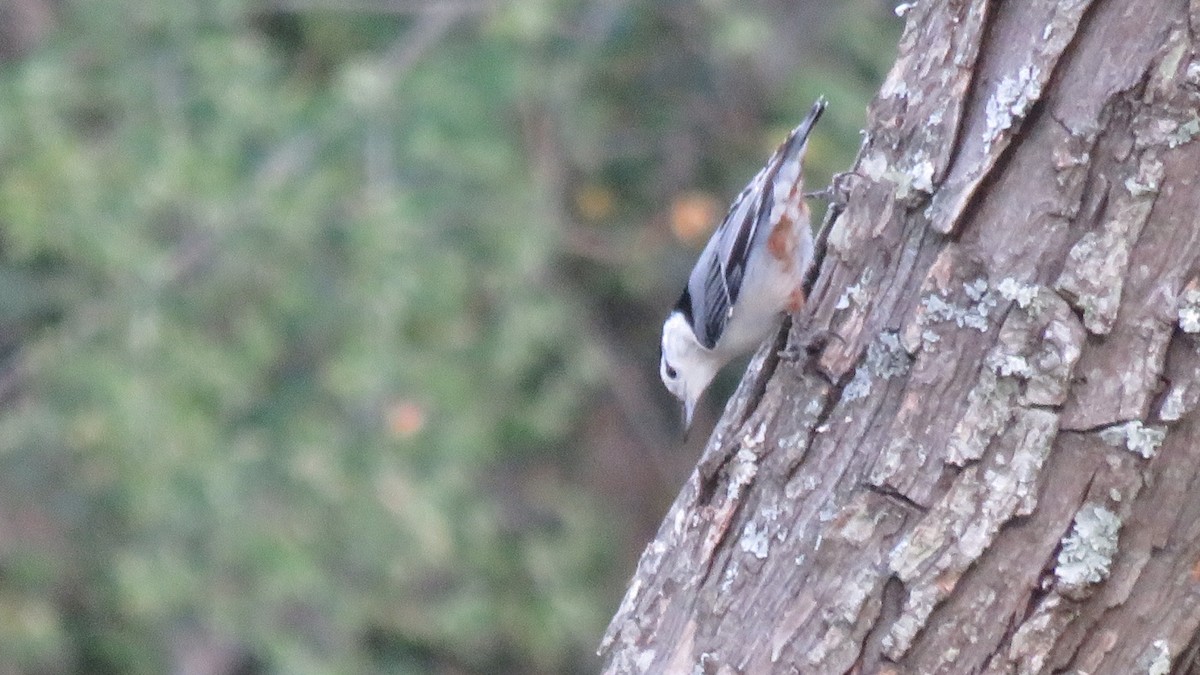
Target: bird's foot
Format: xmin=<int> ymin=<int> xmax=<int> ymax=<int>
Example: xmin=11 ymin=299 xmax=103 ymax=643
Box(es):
xmin=779 ymin=326 xmax=845 ymax=361
xmin=804 ymin=171 xmax=864 ymax=206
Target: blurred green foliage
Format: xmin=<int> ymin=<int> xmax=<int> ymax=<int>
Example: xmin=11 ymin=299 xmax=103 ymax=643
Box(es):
xmin=0 ymin=0 xmax=898 ymax=672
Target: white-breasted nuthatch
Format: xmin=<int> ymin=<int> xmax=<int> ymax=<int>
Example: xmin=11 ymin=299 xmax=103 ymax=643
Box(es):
xmin=660 ymin=98 xmax=825 ymax=432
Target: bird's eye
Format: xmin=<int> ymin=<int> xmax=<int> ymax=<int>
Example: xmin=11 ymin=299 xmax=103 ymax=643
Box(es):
xmin=665 ymin=364 xmax=678 ymax=379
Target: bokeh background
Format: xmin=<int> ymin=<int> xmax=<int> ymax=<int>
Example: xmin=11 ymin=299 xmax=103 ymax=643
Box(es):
xmin=0 ymin=1 xmax=898 ymax=672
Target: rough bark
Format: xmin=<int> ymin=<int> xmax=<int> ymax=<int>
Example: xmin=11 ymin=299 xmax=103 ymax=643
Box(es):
xmin=601 ymin=0 xmax=1200 ymax=672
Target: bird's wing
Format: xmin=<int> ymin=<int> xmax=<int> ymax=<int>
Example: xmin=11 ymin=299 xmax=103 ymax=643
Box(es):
xmin=680 ymin=98 xmax=826 ymax=350
xmin=692 ymin=182 xmax=761 ymax=349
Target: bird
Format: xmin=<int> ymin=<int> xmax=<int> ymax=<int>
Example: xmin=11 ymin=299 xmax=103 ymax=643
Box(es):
xmin=660 ymin=98 xmax=825 ymax=434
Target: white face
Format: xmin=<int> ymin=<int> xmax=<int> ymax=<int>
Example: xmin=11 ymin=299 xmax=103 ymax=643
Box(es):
xmin=659 ymin=351 xmax=686 ymax=402
xmin=660 ymin=340 xmax=696 ymax=431
xmin=660 ymin=312 xmax=718 ymax=431
xmin=659 ymin=312 xmax=694 ymax=402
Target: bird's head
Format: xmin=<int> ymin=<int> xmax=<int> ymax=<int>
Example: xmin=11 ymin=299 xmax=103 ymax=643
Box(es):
xmin=660 ymin=311 xmax=720 ymax=434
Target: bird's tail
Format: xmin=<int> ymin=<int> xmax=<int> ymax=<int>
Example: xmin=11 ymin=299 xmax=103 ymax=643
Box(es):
xmin=780 ymin=96 xmax=827 ymax=161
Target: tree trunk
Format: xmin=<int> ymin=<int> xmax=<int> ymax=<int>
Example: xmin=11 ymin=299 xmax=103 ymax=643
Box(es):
xmin=600 ymin=0 xmax=1200 ymax=672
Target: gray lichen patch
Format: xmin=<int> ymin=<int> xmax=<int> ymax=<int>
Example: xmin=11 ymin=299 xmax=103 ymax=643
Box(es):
xmin=921 ymin=279 xmax=998 ymax=334
xmin=984 ymin=64 xmax=1043 ymax=151
xmin=1137 ymin=95 xmax=1200 ymax=146
xmin=996 ymin=277 xmax=1043 ymax=313
xmin=869 ymin=331 xmax=913 ymax=378
xmin=947 ymin=369 xmax=1019 ymax=465
xmin=1054 ymin=155 xmax=1163 ymax=335
xmin=1098 ymin=420 xmax=1166 ymax=459
xmin=1055 ymin=503 xmax=1121 ymax=597
xmin=835 ymin=269 xmax=874 ymax=313
xmin=1159 ymin=387 xmax=1189 ymax=422
xmin=859 ymin=150 xmax=937 ymax=204
xmin=726 ymin=447 xmax=761 ymax=498
xmin=1177 ymin=287 xmax=1200 ymax=333
xmin=1055 ymin=236 xmax=1125 ymax=335
xmin=1166 ymin=113 xmax=1200 ymax=148
xmin=1124 ymin=162 xmax=1164 ymax=197
xmin=1141 ymin=638 xmax=1172 ymax=675
xmin=970 ymin=285 xmax=1086 ymax=411
xmin=843 ymin=367 xmax=873 ymax=403
xmin=844 ymin=331 xmax=913 ymax=402
xmin=987 ymin=352 xmax=1033 ymax=379
xmin=739 ymin=520 xmax=771 ymax=560
xmin=899 ymin=153 xmax=937 ymax=204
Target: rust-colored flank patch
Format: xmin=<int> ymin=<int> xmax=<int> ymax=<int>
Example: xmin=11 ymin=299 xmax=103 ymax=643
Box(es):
xmin=767 ymin=215 xmax=797 ymax=272
xmin=787 ymin=287 xmax=806 ymax=314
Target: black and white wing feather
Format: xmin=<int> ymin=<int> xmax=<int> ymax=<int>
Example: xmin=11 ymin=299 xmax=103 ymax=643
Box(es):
xmin=674 ymin=98 xmax=825 ymax=349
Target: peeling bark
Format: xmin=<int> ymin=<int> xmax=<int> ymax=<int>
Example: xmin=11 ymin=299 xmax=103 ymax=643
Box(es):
xmin=601 ymin=0 xmax=1200 ymax=672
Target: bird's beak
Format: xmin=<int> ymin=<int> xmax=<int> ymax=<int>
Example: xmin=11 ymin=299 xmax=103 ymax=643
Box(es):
xmin=681 ymin=398 xmax=697 ymax=441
